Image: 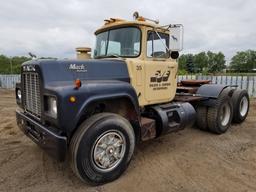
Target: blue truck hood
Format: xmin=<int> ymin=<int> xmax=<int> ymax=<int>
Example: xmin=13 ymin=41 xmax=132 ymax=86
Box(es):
xmin=22 ymin=59 xmax=130 ymax=85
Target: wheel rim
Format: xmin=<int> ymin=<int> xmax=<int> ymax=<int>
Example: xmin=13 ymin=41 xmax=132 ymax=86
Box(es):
xmin=239 ymin=96 xmax=248 ymax=117
xmin=92 ymin=130 xmax=126 ymax=172
xmin=219 ymin=103 xmax=231 ymax=126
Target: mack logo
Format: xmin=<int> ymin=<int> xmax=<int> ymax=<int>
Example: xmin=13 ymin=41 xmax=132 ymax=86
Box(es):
xmin=68 ymin=64 xmax=87 ymax=72
xmin=23 ymin=65 xmax=36 ymax=72
xmin=150 ymin=70 xmax=170 ymax=83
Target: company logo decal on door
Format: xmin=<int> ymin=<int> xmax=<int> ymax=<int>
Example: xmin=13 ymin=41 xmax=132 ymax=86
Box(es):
xmin=150 ymin=70 xmax=171 ymax=90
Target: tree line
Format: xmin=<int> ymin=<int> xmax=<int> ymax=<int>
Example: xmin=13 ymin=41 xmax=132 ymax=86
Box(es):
xmin=178 ymin=50 xmax=256 ymax=74
xmin=0 ymin=50 xmax=255 ymax=74
xmin=0 ymin=55 xmax=30 ymax=74
xmin=0 ymin=55 xmax=55 ymax=74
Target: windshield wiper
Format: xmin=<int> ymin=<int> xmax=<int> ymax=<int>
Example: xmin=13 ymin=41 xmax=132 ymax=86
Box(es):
xmin=106 ymin=54 xmax=121 ymax=58
xmin=95 ymin=54 xmax=123 ymax=59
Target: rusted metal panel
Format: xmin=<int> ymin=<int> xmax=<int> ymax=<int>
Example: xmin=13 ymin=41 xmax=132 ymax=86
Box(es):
xmin=140 ymin=117 xmax=156 ymax=141
xmin=180 ymin=79 xmax=211 ymax=86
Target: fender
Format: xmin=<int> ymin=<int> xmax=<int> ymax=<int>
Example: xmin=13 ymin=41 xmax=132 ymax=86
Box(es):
xmin=196 ymin=84 xmax=235 ymax=106
xmin=54 ymin=80 xmax=140 ymax=139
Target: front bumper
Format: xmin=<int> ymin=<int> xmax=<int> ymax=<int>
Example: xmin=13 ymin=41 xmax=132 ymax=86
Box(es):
xmin=16 ymin=109 xmax=67 ymax=161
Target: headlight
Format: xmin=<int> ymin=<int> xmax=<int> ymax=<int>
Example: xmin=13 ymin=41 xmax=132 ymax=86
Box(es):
xmin=46 ymin=96 xmax=57 ymax=118
xmin=17 ymin=89 xmax=22 ymax=100
xmin=15 ymin=83 xmax=22 ymax=105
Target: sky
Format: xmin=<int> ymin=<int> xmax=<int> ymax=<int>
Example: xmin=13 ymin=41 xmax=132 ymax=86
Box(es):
xmin=0 ymin=0 xmax=255 ymax=62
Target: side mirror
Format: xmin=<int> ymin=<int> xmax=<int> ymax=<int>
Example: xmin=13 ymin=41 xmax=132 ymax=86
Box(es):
xmin=169 ymin=24 xmax=184 ymax=52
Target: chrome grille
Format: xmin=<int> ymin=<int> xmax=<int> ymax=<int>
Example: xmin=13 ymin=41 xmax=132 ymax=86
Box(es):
xmin=22 ymin=72 xmax=41 ymax=119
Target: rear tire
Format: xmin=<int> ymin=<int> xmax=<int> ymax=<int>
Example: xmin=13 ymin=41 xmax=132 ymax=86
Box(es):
xmin=70 ymin=113 xmax=135 ymax=185
xmin=207 ymin=90 xmax=233 ymax=134
xmin=196 ymin=106 xmax=208 ymax=131
xmin=232 ymin=89 xmax=249 ymax=123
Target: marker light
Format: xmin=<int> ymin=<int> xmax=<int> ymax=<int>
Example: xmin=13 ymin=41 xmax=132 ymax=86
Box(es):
xmin=137 ymin=16 xmax=145 ymax=21
xmin=74 ymin=79 xmax=81 ymax=89
xmin=69 ymin=96 xmax=76 ymax=103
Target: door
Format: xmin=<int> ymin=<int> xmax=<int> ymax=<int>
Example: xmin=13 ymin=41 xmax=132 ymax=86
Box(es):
xmin=144 ymin=31 xmax=177 ymax=104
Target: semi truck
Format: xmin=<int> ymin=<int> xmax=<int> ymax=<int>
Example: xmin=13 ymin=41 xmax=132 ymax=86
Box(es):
xmin=16 ymin=12 xmax=250 ymax=185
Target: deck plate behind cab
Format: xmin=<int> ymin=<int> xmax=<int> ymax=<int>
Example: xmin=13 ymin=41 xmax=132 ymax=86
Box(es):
xmin=180 ymin=80 xmax=211 ymax=86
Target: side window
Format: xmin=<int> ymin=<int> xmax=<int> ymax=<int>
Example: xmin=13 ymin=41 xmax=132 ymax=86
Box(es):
xmin=134 ymin=42 xmax=140 ymax=54
xmin=147 ymin=31 xmax=169 ymax=58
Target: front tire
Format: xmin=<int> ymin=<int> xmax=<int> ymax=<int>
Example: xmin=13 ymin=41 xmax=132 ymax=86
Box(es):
xmin=70 ymin=113 xmax=135 ymax=185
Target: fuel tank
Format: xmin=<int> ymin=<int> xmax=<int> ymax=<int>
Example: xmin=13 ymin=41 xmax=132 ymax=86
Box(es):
xmin=147 ymin=102 xmax=196 ymax=136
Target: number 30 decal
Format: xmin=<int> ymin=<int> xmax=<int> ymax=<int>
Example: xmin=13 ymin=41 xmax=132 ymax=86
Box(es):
xmin=136 ymin=65 xmax=142 ymax=71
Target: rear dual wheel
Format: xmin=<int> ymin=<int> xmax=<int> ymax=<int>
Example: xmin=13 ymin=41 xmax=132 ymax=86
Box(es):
xmin=196 ymin=88 xmax=250 ymax=134
xmin=207 ymin=93 xmax=233 ymax=134
xmin=195 ymin=106 xmax=208 ymax=131
xmin=196 ymin=88 xmax=233 ymax=134
xmin=232 ymin=89 xmax=249 ymax=123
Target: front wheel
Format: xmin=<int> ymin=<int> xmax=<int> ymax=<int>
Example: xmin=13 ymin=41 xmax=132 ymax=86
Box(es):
xmin=70 ymin=113 xmax=135 ymax=185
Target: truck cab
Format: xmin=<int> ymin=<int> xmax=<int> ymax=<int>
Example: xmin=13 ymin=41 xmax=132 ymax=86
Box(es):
xmin=93 ymin=18 xmax=180 ymax=106
xmin=16 ymin=12 xmax=250 ymax=185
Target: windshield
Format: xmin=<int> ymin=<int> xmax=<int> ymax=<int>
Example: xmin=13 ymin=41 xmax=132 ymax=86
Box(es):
xmin=94 ymin=27 xmax=141 ymax=58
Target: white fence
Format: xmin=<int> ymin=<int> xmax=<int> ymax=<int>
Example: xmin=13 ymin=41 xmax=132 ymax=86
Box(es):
xmin=0 ymin=74 xmax=256 ymax=97
xmin=0 ymin=75 xmax=20 ymax=89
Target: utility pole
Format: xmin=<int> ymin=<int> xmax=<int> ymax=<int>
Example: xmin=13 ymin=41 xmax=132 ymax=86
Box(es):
xmin=9 ymin=57 xmax=13 ymax=74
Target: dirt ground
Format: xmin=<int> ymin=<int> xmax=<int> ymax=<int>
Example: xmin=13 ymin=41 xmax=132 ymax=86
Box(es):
xmin=0 ymin=89 xmax=256 ymax=192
